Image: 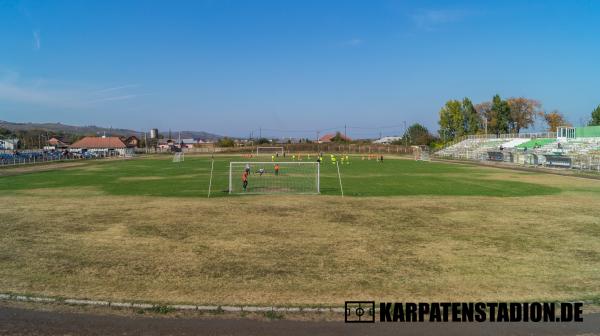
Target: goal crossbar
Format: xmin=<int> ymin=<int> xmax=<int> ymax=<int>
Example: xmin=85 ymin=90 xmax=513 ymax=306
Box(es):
xmin=256 ymin=146 xmax=284 ymax=156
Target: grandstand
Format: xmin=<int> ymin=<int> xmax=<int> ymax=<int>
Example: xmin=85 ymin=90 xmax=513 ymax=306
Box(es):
xmin=0 ymin=151 xmax=67 ymax=166
xmin=0 ymin=149 xmax=124 ymax=167
xmin=435 ymin=126 xmax=600 ymax=171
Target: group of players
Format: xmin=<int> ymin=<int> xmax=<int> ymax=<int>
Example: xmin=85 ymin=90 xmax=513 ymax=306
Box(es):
xmin=240 ymin=153 xmax=383 ymax=192
xmin=242 ymin=163 xmax=280 ymax=192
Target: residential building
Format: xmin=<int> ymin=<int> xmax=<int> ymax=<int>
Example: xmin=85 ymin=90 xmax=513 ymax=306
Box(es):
xmin=0 ymin=138 xmax=19 ymax=150
xmin=318 ymin=133 xmax=352 ymax=143
xmin=70 ymin=136 xmax=131 ymax=156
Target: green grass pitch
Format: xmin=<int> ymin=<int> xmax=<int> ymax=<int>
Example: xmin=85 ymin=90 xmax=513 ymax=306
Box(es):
xmin=0 ymin=155 xmax=560 ymax=197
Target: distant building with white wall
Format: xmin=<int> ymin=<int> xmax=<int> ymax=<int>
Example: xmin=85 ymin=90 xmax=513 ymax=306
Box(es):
xmin=0 ymin=138 xmax=19 ymax=150
xmin=373 ymin=136 xmax=402 ymax=145
xmin=70 ymin=136 xmax=132 ymax=156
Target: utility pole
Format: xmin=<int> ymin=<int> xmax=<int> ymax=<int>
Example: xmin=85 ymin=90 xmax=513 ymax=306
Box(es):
xmin=404 ymin=121 xmax=407 ymax=147
xmin=259 ymin=127 xmax=262 ymax=139
xmin=344 ymin=124 xmax=347 ymax=139
xmin=485 ymin=119 xmax=488 ymax=136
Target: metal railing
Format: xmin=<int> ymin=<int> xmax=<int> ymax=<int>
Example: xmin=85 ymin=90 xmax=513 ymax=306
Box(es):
xmin=0 ymin=151 xmax=123 ymax=168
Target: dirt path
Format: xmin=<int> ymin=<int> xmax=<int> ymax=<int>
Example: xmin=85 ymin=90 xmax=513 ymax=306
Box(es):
xmin=1 ymin=305 xmax=599 ymax=335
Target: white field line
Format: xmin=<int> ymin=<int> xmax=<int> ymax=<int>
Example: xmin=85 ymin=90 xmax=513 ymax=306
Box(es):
xmin=208 ymin=159 xmax=214 ymax=198
xmin=0 ymin=293 xmax=348 ymax=313
xmin=336 ymin=162 xmax=344 ymax=197
xmin=0 ymin=293 xmax=593 ymax=314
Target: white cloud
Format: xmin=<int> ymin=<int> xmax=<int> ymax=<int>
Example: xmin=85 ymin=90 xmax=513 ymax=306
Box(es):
xmin=93 ymin=84 xmax=140 ymax=94
xmin=88 ymin=93 xmax=150 ymax=104
xmin=340 ymin=38 xmax=364 ymax=47
xmin=0 ymin=71 xmax=146 ymax=108
xmin=32 ymin=30 xmax=40 ymax=50
xmin=412 ymin=9 xmax=473 ymax=30
xmin=0 ymin=81 xmax=77 ymax=107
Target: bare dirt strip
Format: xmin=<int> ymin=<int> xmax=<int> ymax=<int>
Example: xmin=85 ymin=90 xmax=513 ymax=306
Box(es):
xmin=1 ymin=303 xmax=599 ymax=336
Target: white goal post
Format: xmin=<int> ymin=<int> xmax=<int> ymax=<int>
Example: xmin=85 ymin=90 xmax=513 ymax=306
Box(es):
xmin=229 ymin=161 xmax=319 ymax=194
xmin=256 ymin=146 xmax=284 ymax=156
xmin=413 ymin=145 xmax=431 ymax=161
xmin=173 ymin=152 xmax=185 ymax=162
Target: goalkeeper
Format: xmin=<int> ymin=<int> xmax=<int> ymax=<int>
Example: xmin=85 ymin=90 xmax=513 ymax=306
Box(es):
xmin=242 ymin=171 xmax=249 ymax=191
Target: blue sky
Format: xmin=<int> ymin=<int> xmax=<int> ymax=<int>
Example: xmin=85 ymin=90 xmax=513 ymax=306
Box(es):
xmin=1 ymin=0 xmax=599 ymax=138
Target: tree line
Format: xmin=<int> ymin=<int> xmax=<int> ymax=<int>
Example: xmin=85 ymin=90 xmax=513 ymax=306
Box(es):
xmin=0 ymin=128 xmax=87 ymax=150
xmin=438 ymin=95 xmax=576 ymax=142
xmin=394 ymin=98 xmax=600 ymax=148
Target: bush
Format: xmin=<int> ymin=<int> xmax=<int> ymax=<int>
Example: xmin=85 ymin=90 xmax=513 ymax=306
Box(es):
xmin=217 ymin=137 xmax=235 ymax=147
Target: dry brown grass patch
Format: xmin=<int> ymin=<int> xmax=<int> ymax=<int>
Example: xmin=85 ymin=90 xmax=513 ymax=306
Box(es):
xmin=1 ymin=189 xmax=599 ymax=306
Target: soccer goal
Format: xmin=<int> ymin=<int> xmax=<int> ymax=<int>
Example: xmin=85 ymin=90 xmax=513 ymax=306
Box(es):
xmin=173 ymin=152 xmax=185 ymax=163
xmin=256 ymin=146 xmax=284 ymax=156
xmin=229 ymin=161 xmax=319 ymax=194
xmin=413 ymin=145 xmax=431 ymax=161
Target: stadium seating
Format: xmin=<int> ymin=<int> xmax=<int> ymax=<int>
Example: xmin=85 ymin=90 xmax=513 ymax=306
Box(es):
xmin=0 ymin=151 xmax=70 ymax=166
xmin=515 ymin=138 xmax=556 ymax=150
xmin=435 ymin=134 xmax=600 ymax=171
xmin=436 ymin=138 xmax=509 ymax=160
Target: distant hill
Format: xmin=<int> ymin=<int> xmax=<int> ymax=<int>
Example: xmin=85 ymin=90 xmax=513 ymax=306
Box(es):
xmin=0 ymin=120 xmax=223 ymax=140
xmin=168 ymin=130 xmax=224 ymax=140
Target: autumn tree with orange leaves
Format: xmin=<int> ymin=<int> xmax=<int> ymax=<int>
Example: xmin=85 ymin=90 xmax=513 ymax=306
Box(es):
xmin=542 ymin=110 xmax=570 ymax=132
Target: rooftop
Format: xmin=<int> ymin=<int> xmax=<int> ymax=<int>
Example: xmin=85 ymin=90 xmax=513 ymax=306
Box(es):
xmin=70 ymin=136 xmax=126 ymax=149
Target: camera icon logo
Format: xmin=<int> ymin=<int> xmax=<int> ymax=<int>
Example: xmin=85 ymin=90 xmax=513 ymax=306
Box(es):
xmin=345 ymin=301 xmax=375 ymax=323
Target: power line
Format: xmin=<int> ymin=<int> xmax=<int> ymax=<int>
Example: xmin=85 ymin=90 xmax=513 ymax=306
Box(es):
xmin=346 ymin=124 xmax=407 ymax=130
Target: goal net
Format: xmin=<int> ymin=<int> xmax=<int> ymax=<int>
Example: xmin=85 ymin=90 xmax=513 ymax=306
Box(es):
xmin=413 ymin=145 xmax=431 ymax=161
xmin=229 ymin=161 xmax=319 ymax=194
xmin=173 ymin=152 xmax=184 ymax=162
xmin=256 ymin=146 xmax=284 ymax=156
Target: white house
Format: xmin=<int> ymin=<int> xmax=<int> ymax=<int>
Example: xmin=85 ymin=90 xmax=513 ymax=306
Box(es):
xmin=180 ymin=138 xmax=197 ymax=149
xmin=70 ymin=136 xmax=133 ymax=156
xmin=0 ymin=138 xmax=19 ymax=150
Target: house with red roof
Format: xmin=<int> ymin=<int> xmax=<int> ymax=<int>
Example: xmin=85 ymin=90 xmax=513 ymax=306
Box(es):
xmin=44 ymin=137 xmax=69 ymax=151
xmin=70 ymin=136 xmax=132 ymax=156
xmin=318 ymin=133 xmax=352 ymax=143
xmin=120 ymin=136 xmax=140 ymax=148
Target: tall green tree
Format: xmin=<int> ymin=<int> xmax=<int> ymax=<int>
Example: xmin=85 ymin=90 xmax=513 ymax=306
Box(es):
xmin=490 ymin=94 xmax=511 ymax=134
xmin=399 ymin=123 xmax=432 ymax=146
xmin=438 ymin=99 xmax=464 ymax=141
xmin=462 ymin=98 xmax=480 ymax=135
xmin=589 ymin=105 xmax=600 ymax=126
